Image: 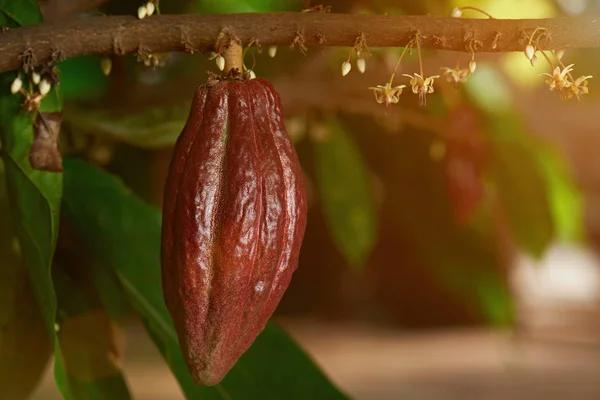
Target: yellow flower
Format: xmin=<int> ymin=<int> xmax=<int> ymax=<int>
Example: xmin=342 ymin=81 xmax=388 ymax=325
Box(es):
xmin=540 ymin=64 xmax=573 ymax=97
xmin=569 ymin=75 xmax=592 ymax=100
xmin=368 ymin=82 xmax=406 ymax=107
xmin=403 ymin=73 xmax=440 ymax=106
xmin=441 ymin=67 xmax=470 ymax=88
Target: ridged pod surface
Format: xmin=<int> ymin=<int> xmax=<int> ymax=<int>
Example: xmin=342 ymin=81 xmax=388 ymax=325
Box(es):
xmin=161 ymin=78 xmax=307 ymax=386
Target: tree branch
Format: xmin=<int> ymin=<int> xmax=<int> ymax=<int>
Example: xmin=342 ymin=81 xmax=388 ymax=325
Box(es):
xmin=0 ymin=12 xmax=598 ymax=74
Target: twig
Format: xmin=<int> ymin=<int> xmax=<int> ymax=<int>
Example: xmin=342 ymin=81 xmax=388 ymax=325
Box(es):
xmin=0 ymin=13 xmax=598 ymax=74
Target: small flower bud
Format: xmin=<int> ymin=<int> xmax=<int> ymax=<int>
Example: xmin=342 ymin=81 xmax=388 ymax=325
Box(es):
xmin=530 ymin=54 xmax=537 ymax=66
xmin=216 ymin=55 xmax=225 ymax=71
xmin=248 ymin=70 xmax=256 ymax=80
xmin=555 ymin=49 xmax=564 ymax=60
xmin=31 ymin=72 xmax=41 ymax=85
xmin=146 ymin=2 xmax=155 ymax=16
xmin=10 ymin=75 xmax=22 ymax=94
xmin=341 ymin=61 xmax=351 ymax=76
xmin=450 ymin=7 xmax=462 ymax=18
xmin=100 ymin=57 xmax=112 ymax=76
xmin=137 ymin=5 xmax=147 ymax=19
xmin=356 ymin=57 xmax=366 ymax=74
xmin=268 ymin=45 xmax=277 ymax=58
xmin=39 ymin=79 xmax=51 ymax=96
xmin=525 ymin=44 xmax=535 ymax=61
xmin=469 ymin=60 xmax=477 ymax=74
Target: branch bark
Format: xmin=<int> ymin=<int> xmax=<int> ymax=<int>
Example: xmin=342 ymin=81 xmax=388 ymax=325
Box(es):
xmin=0 ymin=12 xmax=599 ymax=74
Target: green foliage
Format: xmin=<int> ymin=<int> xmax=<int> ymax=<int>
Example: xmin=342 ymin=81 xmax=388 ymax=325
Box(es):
xmin=0 ymin=2 xmax=74 ymax=397
xmin=59 ymin=56 xmax=108 ymax=101
xmin=62 ymin=157 xmax=350 ymax=400
xmin=65 ymin=103 xmax=188 ymax=149
xmin=192 ymin=0 xmax=297 ymax=13
xmin=0 ymin=0 xmax=42 ymax=25
xmin=488 ymin=131 xmax=554 ymax=258
xmin=468 ymin=63 xmax=583 ymax=256
xmin=314 ymin=119 xmax=378 ymax=269
xmin=534 ymin=145 xmax=583 ymax=243
xmin=53 ymin=269 xmax=133 ymax=399
xmin=374 ymin=126 xmax=514 ymax=326
xmin=0 ymin=160 xmax=53 ymax=399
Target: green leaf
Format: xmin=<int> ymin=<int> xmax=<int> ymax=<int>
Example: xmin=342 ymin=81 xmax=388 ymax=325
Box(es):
xmin=0 ymin=160 xmax=53 ymax=399
xmin=0 ymin=2 xmax=76 ymax=398
xmin=314 ymin=118 xmax=377 ymax=269
xmin=64 ymin=103 xmax=188 ymax=149
xmin=62 ymin=157 xmax=350 ymax=400
xmin=488 ymin=133 xmax=554 ymax=258
xmin=59 ymin=56 xmax=108 ymax=101
xmin=466 ymin=63 xmax=578 ymax=255
xmin=533 ymin=146 xmax=583 ymax=243
xmin=0 ymin=81 xmax=71 ymax=399
xmin=354 ymin=116 xmax=514 ymax=326
xmin=192 ymin=0 xmax=297 ymax=13
xmin=0 ymin=0 xmax=42 ymax=26
xmin=53 ymin=267 xmax=133 ymax=400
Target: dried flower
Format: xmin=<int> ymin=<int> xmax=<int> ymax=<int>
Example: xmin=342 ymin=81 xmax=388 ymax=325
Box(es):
xmin=441 ymin=67 xmax=470 ymax=88
xmin=569 ymin=75 xmax=592 ymax=100
xmin=10 ymin=75 xmax=22 ymax=94
xmin=403 ymin=73 xmax=439 ymax=106
xmin=268 ymin=45 xmax=277 ymax=58
xmin=356 ymin=57 xmax=366 ymax=74
xmin=525 ymin=45 xmax=535 ymax=61
xmin=368 ymin=82 xmax=406 ymax=107
xmin=341 ymin=61 xmax=351 ymax=76
xmin=540 ymin=64 xmax=573 ymax=97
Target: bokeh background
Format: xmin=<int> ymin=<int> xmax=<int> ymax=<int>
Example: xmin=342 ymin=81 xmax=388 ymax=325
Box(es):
xmin=26 ymin=0 xmax=600 ymax=398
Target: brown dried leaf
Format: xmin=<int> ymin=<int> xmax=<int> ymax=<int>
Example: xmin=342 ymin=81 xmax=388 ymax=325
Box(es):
xmin=30 ymin=111 xmax=63 ymax=172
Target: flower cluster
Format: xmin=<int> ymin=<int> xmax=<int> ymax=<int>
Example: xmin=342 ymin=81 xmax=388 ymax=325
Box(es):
xmin=523 ymin=28 xmax=592 ymax=100
xmin=340 ymin=33 xmax=371 ymax=76
xmin=540 ymin=64 xmax=592 ymax=100
xmin=9 ymin=70 xmax=52 ymax=112
xmin=137 ymin=1 xmax=156 ymax=19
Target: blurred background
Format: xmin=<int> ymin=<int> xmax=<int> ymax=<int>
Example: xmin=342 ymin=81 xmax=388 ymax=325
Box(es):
xmin=28 ymin=0 xmax=600 ymax=398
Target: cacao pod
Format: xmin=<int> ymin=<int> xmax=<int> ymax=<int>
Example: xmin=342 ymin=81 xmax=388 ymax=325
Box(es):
xmin=161 ymin=78 xmax=307 ymax=386
xmin=444 ymin=106 xmax=486 ymax=225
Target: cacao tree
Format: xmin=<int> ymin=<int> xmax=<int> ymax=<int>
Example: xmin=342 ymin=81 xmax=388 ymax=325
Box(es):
xmin=0 ymin=0 xmax=593 ymax=398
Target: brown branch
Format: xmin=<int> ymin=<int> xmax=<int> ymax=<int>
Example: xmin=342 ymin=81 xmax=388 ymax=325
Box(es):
xmin=0 ymin=12 xmax=598 ymax=74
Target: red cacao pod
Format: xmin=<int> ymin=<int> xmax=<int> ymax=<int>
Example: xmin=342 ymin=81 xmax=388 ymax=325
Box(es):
xmin=444 ymin=106 xmax=486 ymax=225
xmin=161 ymin=78 xmax=307 ymax=386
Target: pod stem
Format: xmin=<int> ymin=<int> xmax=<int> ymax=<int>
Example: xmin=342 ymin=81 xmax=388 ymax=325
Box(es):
xmin=223 ymin=39 xmax=243 ymax=75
